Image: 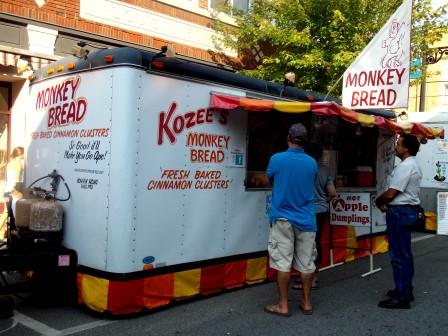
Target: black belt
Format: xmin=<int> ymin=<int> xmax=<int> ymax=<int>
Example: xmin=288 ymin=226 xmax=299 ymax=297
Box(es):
xmin=388 ymin=204 xmax=420 ymax=208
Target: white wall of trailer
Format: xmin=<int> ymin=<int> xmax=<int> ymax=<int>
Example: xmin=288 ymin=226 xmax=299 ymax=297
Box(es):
xmin=26 ymin=66 xmax=270 ymax=273
xmin=402 ymin=112 xmax=448 ymax=213
xmin=134 ymin=74 xmax=268 ymax=270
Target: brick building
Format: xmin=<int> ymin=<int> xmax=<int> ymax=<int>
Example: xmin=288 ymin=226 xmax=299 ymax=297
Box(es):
xmin=407 ymin=33 xmax=448 ymax=112
xmin=0 ymin=0 xmax=248 ymax=195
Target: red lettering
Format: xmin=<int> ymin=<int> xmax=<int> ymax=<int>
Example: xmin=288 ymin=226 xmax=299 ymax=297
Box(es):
xmin=386 ymin=70 xmax=394 ymax=85
xmin=55 ymin=105 xmax=62 ymax=126
xmin=396 ymin=68 xmax=405 ymax=84
xmin=36 ymin=91 xmax=45 ymax=109
xmin=345 ymin=72 xmax=357 ymax=87
xmin=67 ymin=100 xmax=76 ymax=122
xmin=157 ymin=104 xmax=221 ymax=145
xmin=44 ymin=88 xmax=50 ymax=106
xmin=57 ymin=82 xmax=64 ymax=102
xmin=377 ymin=69 xmax=386 ymax=85
xmin=50 ymin=85 xmax=58 ymax=105
xmin=173 ymin=115 xmax=184 ymax=133
xmin=377 ymin=90 xmax=385 ymax=105
xmin=387 ymin=89 xmax=397 ymax=105
xmin=75 ymin=99 xmax=87 ymax=123
xmin=60 ymin=103 xmax=68 ymax=124
xmin=47 ymin=107 xmax=55 ymax=128
xmin=196 ymin=108 xmax=205 ymax=124
xmin=358 ymin=72 xmax=367 ymax=87
xmin=190 ymin=149 xmax=198 ymax=162
xmin=185 ymin=112 xmax=195 ymax=128
xmin=70 ymin=76 xmax=81 ymax=99
xmin=47 ymin=98 xmax=87 ymax=129
xmin=206 ymin=109 xmax=213 ymax=123
xmin=35 ymin=76 xmax=82 ymax=109
xmin=369 ymin=90 xmax=377 ymax=106
xmin=158 ymin=102 xmax=177 ymax=145
xmin=360 ymin=91 xmax=368 ymax=106
xmin=350 ymin=90 xmax=398 ymax=107
xmin=351 ymin=92 xmax=360 ymax=107
xmin=190 ymin=149 xmax=224 ymax=163
xmin=63 ymin=81 xmax=70 ymax=100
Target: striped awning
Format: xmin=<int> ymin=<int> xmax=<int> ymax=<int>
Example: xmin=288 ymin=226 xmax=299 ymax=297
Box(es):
xmin=29 ymin=56 xmax=51 ymax=70
xmin=210 ymin=93 xmax=445 ymax=140
xmin=0 ymin=51 xmax=18 ymax=67
xmin=0 ymin=51 xmax=52 ymax=70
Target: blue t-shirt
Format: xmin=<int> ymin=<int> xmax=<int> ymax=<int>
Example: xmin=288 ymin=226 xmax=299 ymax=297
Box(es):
xmin=267 ymin=147 xmax=317 ymax=231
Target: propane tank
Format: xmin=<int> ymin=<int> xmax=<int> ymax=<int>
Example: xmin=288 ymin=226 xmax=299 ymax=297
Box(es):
xmin=14 ymin=189 xmax=40 ymax=228
xmin=30 ymin=199 xmax=63 ymax=232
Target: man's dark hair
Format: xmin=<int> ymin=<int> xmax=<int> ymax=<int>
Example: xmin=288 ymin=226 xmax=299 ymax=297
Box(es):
xmin=288 ymin=134 xmax=306 ymax=145
xmin=288 ymin=123 xmax=308 ymax=145
xmin=401 ymin=134 xmax=420 ymax=156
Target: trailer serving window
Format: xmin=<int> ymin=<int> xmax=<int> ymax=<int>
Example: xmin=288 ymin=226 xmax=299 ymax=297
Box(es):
xmin=246 ymin=112 xmax=378 ymax=190
xmin=246 ymin=111 xmax=312 ymax=190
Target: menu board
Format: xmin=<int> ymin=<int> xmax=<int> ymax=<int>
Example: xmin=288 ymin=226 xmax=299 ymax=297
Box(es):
xmin=417 ymin=124 xmax=448 ymax=189
xmin=437 ymin=192 xmax=448 ymax=235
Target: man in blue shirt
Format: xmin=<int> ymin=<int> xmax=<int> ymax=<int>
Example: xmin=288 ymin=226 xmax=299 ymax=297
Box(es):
xmin=264 ymin=123 xmax=318 ymax=317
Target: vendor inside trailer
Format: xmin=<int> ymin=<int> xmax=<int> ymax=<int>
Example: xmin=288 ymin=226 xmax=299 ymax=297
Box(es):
xmin=246 ymin=112 xmax=378 ymax=191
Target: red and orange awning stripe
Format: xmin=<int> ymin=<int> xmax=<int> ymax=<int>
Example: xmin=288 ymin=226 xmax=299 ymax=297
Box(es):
xmin=210 ymin=94 xmax=444 ymax=139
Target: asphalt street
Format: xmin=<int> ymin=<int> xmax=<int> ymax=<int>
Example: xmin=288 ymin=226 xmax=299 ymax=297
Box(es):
xmin=0 ymin=232 xmax=447 ymax=336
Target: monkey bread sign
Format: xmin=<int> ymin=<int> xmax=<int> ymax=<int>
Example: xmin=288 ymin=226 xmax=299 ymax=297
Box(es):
xmin=342 ymin=0 xmax=412 ymax=109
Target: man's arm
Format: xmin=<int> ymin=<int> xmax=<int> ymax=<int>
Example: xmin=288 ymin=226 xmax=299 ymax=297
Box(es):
xmin=266 ymin=156 xmax=275 ymax=183
xmin=325 ymin=183 xmax=337 ymax=202
xmin=375 ymin=188 xmax=400 ymax=211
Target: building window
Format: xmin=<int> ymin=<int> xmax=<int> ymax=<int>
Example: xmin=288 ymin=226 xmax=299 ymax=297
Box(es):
xmin=210 ymin=0 xmax=252 ymax=15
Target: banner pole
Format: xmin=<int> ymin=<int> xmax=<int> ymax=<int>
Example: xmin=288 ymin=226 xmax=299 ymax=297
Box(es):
xmin=324 ymin=74 xmax=343 ymax=101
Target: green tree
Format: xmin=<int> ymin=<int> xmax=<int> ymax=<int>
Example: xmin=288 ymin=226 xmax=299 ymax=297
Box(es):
xmin=411 ymin=0 xmax=448 ymax=85
xmin=212 ymin=0 xmax=448 ymax=96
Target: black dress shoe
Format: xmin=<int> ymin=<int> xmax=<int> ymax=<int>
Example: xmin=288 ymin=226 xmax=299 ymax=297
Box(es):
xmin=378 ymin=297 xmax=410 ymax=309
xmin=385 ymin=289 xmax=415 ymax=301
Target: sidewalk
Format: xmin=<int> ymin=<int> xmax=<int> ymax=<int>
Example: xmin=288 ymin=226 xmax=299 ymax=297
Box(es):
xmin=156 ymin=232 xmax=446 ymax=336
xmin=1 ymin=232 xmax=447 ymax=336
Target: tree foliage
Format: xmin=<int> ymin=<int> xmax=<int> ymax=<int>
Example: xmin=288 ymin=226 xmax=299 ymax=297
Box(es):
xmin=212 ymin=0 xmax=448 ymax=96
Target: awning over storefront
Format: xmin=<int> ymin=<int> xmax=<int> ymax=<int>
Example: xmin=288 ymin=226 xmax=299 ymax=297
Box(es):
xmin=0 ymin=51 xmax=18 ymax=67
xmin=210 ymin=93 xmax=444 ymax=140
xmin=0 ymin=51 xmax=52 ymax=70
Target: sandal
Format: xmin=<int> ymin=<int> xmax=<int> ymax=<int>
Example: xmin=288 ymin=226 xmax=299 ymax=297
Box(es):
xmin=299 ymin=304 xmax=313 ymax=315
xmin=264 ymin=305 xmax=292 ymax=317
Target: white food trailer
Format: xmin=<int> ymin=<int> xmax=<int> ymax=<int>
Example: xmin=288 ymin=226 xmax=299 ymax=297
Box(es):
xmin=25 ymin=47 xmax=443 ymax=315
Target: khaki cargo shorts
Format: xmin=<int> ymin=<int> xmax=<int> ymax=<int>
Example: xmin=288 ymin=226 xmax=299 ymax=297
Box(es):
xmin=268 ymin=219 xmax=316 ymax=273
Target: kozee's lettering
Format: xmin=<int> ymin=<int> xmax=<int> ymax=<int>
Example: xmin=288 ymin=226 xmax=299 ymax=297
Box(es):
xmin=157 ymin=102 xmax=227 ymax=145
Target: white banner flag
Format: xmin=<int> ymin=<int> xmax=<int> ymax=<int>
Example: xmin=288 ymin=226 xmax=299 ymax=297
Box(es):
xmin=342 ymin=0 xmax=412 ymax=109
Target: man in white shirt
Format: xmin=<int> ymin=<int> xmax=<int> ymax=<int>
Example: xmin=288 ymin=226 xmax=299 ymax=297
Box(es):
xmin=375 ymin=134 xmax=422 ymax=309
